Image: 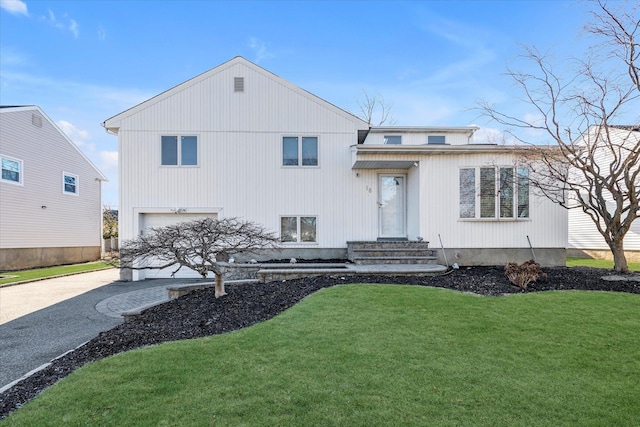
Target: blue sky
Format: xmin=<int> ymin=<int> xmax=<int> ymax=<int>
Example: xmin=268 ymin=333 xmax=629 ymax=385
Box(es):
xmin=0 ymin=0 xmax=630 ymax=207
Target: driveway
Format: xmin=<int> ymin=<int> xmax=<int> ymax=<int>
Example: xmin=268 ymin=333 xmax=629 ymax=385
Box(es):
xmin=0 ymin=270 xmax=196 ymax=390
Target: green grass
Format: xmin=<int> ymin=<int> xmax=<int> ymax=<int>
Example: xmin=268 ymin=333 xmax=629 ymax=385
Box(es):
xmin=0 ymin=261 xmax=113 ymax=286
xmin=567 ymin=257 xmax=640 ymax=271
xmin=3 ymin=285 xmax=639 ymax=426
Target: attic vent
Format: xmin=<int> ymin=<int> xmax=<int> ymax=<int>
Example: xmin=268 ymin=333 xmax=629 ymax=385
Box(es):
xmin=32 ymin=114 xmax=42 ymax=128
xmin=234 ymin=77 xmax=244 ymax=92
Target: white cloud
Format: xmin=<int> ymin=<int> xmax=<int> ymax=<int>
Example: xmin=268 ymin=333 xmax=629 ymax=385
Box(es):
xmin=0 ymin=0 xmax=27 ymax=16
xmin=57 ymin=120 xmax=96 ymax=152
xmin=41 ymin=8 xmax=79 ymax=38
xmin=69 ymin=18 xmax=79 ymax=38
xmin=99 ymin=150 xmax=118 ymax=170
xmin=248 ymin=37 xmax=274 ymax=63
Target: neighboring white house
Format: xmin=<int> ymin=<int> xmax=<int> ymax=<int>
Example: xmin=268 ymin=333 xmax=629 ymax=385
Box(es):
xmin=0 ymin=106 xmax=107 ymax=270
xmin=103 ymin=56 xmax=567 ymax=280
xmin=567 ymin=125 xmax=640 ymax=262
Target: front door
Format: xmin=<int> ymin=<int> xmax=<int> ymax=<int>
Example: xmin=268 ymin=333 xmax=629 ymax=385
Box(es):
xmin=378 ymin=174 xmax=406 ymax=238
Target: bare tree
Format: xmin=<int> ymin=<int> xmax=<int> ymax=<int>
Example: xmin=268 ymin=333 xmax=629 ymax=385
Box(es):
xmin=478 ymin=0 xmax=639 ymax=272
xmin=120 ymin=217 xmax=280 ymax=297
xmin=356 ymin=90 xmax=397 ymax=126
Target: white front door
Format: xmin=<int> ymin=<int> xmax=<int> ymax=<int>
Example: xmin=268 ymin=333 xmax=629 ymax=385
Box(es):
xmin=378 ymin=174 xmax=406 ymax=238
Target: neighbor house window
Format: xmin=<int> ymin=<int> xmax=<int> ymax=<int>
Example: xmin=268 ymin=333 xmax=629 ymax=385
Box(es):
xmin=1 ymin=155 xmax=23 ymax=185
xmin=428 ymin=135 xmax=446 ymax=144
xmin=384 ymin=135 xmax=402 ymax=145
xmin=282 ymin=137 xmax=318 ymax=166
xmin=161 ymin=135 xmax=198 ymax=166
xmin=63 ymin=172 xmax=79 ymax=195
xmin=280 ymin=216 xmax=317 ymax=243
xmin=459 ymin=167 xmax=529 ymax=219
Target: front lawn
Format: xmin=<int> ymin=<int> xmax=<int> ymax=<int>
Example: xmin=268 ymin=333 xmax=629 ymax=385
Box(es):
xmin=3 ymin=284 xmax=639 ymax=426
xmin=0 ymin=261 xmax=113 ymax=286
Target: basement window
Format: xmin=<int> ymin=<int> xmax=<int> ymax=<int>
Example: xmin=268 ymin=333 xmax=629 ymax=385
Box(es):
xmin=281 ymin=216 xmax=317 ymax=243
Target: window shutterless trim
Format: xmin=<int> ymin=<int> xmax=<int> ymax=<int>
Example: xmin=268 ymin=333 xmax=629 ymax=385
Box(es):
xmin=281 ymin=135 xmax=320 ymax=168
xmin=279 ymin=215 xmax=318 ymax=243
xmin=1 ymin=154 xmax=24 ymax=186
xmin=160 ymin=134 xmax=199 ymax=167
xmin=62 ymin=171 xmax=79 ymax=196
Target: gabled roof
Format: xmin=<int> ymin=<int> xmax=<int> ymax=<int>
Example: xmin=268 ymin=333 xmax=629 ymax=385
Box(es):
xmin=102 ymin=56 xmax=369 ymax=133
xmin=1 ymin=105 xmax=107 ymax=181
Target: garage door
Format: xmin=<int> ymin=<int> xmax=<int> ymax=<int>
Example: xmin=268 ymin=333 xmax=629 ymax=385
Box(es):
xmin=138 ymin=212 xmax=217 ymax=279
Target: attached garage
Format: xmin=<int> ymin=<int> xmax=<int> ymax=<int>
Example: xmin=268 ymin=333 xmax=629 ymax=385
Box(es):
xmin=133 ymin=211 xmax=218 ymax=280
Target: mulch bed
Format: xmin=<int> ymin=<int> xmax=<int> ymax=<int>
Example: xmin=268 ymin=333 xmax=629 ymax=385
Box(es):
xmin=1 ymin=265 xmax=638 ymax=418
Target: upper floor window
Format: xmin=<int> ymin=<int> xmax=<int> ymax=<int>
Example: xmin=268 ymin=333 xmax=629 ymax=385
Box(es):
xmin=63 ymin=172 xmax=79 ymax=195
xmin=460 ymin=166 xmax=529 ymax=219
xmin=282 ymin=136 xmax=318 ymax=166
xmin=1 ymin=155 xmax=23 ymax=185
xmin=161 ymin=136 xmax=198 ymax=166
xmin=384 ymin=135 xmax=402 ymax=145
xmin=280 ymin=216 xmax=317 ymax=243
xmin=428 ymin=135 xmax=446 ymax=144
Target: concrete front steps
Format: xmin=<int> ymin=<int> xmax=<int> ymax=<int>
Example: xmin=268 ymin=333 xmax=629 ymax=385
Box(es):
xmin=347 ymin=241 xmax=438 ymax=265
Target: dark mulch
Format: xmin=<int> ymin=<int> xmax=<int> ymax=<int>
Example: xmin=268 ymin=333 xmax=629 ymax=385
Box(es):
xmin=1 ymin=266 xmax=638 ymax=419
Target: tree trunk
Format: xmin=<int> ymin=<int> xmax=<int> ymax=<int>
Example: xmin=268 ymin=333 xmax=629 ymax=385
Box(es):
xmin=214 ymin=273 xmax=227 ymax=298
xmin=610 ymin=238 xmax=629 ymax=273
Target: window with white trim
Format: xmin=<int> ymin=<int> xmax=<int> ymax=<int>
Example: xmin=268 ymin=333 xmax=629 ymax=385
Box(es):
xmin=384 ymin=135 xmax=402 ymax=145
xmin=459 ymin=166 xmax=529 ymax=219
xmin=428 ymin=135 xmax=446 ymax=144
xmin=1 ymin=155 xmax=23 ymax=185
xmin=161 ymin=135 xmax=198 ymax=166
xmin=280 ymin=216 xmax=317 ymax=243
xmin=63 ymin=172 xmax=79 ymax=195
xmin=282 ymin=137 xmax=318 ymax=166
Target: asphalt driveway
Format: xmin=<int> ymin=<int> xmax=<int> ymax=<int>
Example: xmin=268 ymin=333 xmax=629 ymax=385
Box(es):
xmin=0 ymin=270 xmax=194 ymax=390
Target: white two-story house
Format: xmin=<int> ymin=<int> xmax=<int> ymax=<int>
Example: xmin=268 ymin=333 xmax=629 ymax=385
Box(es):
xmin=1 ymin=106 xmax=107 ymax=270
xmin=103 ymin=57 xmax=566 ymax=280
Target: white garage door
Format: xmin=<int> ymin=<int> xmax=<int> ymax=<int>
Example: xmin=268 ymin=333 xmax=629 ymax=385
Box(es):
xmin=138 ymin=212 xmax=218 ymax=280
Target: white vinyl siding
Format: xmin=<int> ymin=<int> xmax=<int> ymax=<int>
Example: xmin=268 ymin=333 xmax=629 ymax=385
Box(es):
xmin=0 ymin=107 xmax=104 ymax=249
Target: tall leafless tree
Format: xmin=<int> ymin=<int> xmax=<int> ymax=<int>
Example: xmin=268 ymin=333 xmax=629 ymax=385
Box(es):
xmin=478 ymin=0 xmax=639 ymax=272
xmin=120 ymin=217 xmax=280 ymax=297
xmin=356 ymin=90 xmax=397 ymax=126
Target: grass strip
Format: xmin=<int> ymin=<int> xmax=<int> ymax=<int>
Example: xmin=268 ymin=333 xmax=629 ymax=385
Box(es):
xmin=0 ymin=261 xmax=113 ymax=286
xmin=3 ymin=285 xmax=639 ymax=426
xmin=566 ymin=257 xmax=640 ymax=271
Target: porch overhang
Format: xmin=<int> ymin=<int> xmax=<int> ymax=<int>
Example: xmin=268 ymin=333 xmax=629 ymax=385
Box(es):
xmin=350 ymin=144 xmax=512 ymax=169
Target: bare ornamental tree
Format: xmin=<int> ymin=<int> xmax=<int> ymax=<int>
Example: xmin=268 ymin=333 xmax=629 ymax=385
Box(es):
xmin=356 ymin=91 xmax=397 ymax=126
xmin=119 ymin=217 xmax=280 ymax=297
xmin=478 ymin=0 xmax=639 ymax=272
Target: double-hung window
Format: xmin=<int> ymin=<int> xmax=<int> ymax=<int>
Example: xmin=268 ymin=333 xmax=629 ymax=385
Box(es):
xmin=161 ymin=135 xmax=198 ymax=166
xmin=460 ymin=166 xmax=529 ymax=219
xmin=282 ymin=137 xmax=318 ymax=166
xmin=280 ymin=216 xmax=317 ymax=243
xmin=63 ymin=172 xmax=79 ymax=195
xmin=1 ymin=155 xmax=23 ymax=185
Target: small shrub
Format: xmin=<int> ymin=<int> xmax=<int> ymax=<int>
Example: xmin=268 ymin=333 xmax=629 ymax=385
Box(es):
xmin=504 ymin=259 xmax=547 ymax=289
